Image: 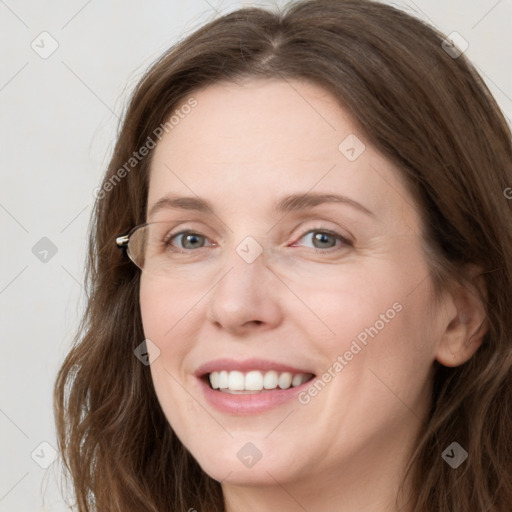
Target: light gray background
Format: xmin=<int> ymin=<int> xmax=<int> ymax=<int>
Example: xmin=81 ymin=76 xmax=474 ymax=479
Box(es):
xmin=0 ymin=0 xmax=510 ymax=510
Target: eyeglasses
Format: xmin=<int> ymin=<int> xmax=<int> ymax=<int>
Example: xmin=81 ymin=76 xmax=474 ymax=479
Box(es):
xmin=116 ymin=221 xmax=209 ymax=276
xmin=117 ymin=220 xmax=349 ymax=276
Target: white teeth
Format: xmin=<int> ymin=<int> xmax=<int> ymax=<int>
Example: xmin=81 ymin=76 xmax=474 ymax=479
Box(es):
xmin=292 ymin=373 xmax=305 ymax=387
xmin=245 ymin=371 xmax=264 ymax=391
xmin=209 ymin=371 xmax=220 ymax=389
xmin=219 ymin=370 xmax=229 ymax=389
xmin=278 ymin=372 xmax=292 ymax=390
xmin=263 ymin=370 xmax=278 ymax=389
xmin=208 ymin=370 xmax=312 ymax=392
xmin=228 ymin=371 xmax=244 ymax=390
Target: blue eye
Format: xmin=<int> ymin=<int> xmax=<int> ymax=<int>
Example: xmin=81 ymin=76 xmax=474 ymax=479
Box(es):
xmin=294 ymin=229 xmax=351 ymax=251
xmin=165 ymin=228 xmax=351 ymax=253
xmin=168 ymin=231 xmax=213 ymax=250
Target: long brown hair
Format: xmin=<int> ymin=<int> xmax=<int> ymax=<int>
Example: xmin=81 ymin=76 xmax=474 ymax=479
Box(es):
xmin=54 ymin=1 xmax=512 ymax=510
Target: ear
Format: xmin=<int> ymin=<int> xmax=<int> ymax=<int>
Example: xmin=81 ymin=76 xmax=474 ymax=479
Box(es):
xmin=435 ymin=264 xmax=488 ymax=367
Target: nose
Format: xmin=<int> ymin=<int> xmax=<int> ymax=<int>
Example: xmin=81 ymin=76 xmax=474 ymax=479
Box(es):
xmin=205 ymin=244 xmax=284 ymax=335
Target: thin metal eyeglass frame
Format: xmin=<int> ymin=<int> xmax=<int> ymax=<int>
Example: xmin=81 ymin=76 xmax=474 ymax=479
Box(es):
xmin=115 ymin=223 xmax=150 ymax=270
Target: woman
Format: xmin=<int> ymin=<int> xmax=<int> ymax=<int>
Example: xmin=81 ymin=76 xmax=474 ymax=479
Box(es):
xmin=54 ymin=0 xmax=512 ymax=510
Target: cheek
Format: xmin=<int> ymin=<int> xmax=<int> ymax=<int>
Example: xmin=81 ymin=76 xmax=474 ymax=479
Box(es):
xmin=139 ymin=279 xmax=169 ymax=337
xmin=292 ymin=271 xmax=437 ymax=455
xmin=139 ymin=277 xmax=197 ymax=389
xmin=296 ymin=252 xmax=438 ymax=391
xmin=139 ymin=276 xmax=201 ymax=341
xmin=139 ymin=278 xmax=203 ymax=436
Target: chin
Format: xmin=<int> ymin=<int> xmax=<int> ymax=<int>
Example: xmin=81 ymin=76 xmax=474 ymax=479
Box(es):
xmin=179 ymin=432 xmax=307 ymax=486
xmin=199 ymin=456 xmax=298 ymax=487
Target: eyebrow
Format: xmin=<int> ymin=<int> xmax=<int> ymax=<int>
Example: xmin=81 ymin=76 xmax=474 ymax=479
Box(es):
xmin=148 ymin=192 xmax=375 ymax=218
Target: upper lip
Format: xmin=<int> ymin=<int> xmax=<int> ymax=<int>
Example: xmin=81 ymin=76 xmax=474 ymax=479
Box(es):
xmin=194 ymin=358 xmax=315 ymax=377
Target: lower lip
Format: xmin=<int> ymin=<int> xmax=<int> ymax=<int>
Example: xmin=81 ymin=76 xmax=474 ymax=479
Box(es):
xmin=197 ymin=376 xmax=314 ymax=415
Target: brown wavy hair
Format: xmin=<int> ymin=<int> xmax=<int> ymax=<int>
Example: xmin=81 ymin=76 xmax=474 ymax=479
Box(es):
xmin=53 ymin=0 xmax=512 ymax=510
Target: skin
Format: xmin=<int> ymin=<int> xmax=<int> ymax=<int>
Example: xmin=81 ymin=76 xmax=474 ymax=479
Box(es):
xmin=139 ymin=78 xmax=486 ymax=512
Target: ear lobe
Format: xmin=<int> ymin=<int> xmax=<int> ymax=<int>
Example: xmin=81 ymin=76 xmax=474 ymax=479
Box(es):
xmin=435 ymin=265 xmax=488 ymax=367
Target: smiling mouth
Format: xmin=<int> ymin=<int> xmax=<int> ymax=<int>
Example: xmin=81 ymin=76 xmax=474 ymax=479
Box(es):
xmin=205 ymin=370 xmax=315 ymax=394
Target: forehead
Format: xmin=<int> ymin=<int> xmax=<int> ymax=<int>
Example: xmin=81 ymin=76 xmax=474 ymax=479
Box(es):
xmin=146 ymin=78 xmax=417 ymax=224
xmin=151 ymin=78 xmax=351 ymax=173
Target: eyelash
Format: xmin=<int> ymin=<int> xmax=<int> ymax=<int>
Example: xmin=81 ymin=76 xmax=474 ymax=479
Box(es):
xmin=165 ymin=227 xmax=353 ymax=254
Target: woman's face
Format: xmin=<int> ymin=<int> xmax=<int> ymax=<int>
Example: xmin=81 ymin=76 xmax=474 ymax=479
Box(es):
xmin=140 ymin=78 xmax=450 ymax=491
